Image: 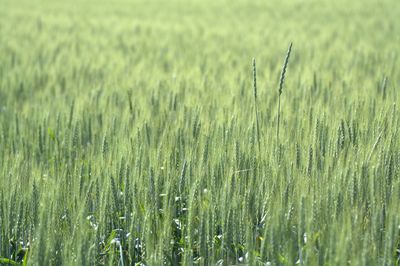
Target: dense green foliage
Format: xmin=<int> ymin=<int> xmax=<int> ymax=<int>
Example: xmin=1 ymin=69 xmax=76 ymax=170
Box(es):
xmin=1 ymin=0 xmax=400 ymax=265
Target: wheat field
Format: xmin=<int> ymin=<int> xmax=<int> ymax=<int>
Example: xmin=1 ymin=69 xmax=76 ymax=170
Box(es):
xmin=0 ymin=0 xmax=400 ymax=265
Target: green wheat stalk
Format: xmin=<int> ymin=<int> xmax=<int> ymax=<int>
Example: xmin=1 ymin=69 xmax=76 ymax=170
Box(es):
xmin=276 ymin=42 xmax=293 ymax=145
xmin=253 ymin=58 xmax=261 ymax=153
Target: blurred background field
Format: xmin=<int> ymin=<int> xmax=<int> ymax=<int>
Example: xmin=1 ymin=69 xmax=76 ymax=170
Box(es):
xmin=0 ymin=0 xmax=400 ymax=265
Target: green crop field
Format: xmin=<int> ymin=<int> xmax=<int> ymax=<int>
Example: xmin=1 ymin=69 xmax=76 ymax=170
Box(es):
xmin=0 ymin=0 xmax=400 ymax=265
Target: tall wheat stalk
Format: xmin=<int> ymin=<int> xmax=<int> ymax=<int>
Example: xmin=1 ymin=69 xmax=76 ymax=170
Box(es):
xmin=253 ymin=58 xmax=261 ymax=152
xmin=277 ymin=43 xmax=293 ymax=145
